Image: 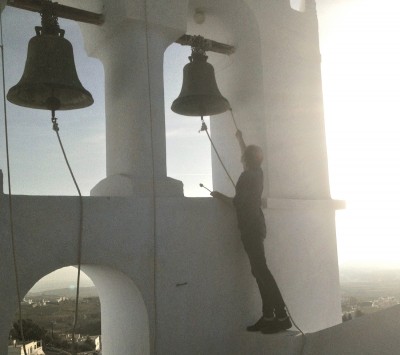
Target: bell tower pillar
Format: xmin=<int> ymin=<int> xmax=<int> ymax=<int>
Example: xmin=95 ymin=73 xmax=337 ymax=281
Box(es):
xmin=76 ymin=0 xmax=188 ymax=196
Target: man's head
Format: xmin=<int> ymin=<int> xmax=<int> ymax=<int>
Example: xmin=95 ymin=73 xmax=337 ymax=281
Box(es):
xmin=242 ymin=145 xmax=263 ymax=169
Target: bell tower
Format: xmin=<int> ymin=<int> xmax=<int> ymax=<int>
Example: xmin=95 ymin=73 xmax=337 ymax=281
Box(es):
xmin=185 ymin=0 xmax=343 ymax=332
xmin=0 ymin=1 xmax=344 ymax=354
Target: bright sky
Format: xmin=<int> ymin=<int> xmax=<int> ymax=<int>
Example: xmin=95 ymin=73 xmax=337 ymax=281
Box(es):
xmin=0 ymin=7 xmax=106 ymax=196
xmin=317 ymin=0 xmax=400 ymax=267
xmin=1 ymin=1 xmax=400 ymax=293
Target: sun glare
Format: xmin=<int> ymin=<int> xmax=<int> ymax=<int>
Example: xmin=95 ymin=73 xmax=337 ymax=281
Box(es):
xmin=320 ymin=0 xmax=400 ymax=266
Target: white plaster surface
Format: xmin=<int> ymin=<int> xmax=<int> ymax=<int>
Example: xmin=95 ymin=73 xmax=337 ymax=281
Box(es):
xmin=0 ymin=0 xmax=354 ymax=354
xmin=0 ymin=191 xmax=341 ymax=354
xmin=82 ymin=265 xmax=150 ymax=355
xmin=304 ymin=305 xmax=400 ymax=355
xmin=228 ymin=305 xmax=400 ymax=355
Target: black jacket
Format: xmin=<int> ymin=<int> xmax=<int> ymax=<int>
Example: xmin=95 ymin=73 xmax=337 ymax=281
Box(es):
xmin=233 ymin=167 xmax=266 ymax=238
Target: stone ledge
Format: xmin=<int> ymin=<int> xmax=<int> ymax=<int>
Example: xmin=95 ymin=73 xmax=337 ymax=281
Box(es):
xmin=266 ymin=198 xmax=346 ymax=210
xmin=90 ymin=174 xmax=184 ymax=197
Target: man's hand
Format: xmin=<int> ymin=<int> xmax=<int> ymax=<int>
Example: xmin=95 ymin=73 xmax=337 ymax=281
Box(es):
xmin=210 ymin=191 xmax=233 ymax=205
xmin=210 ymin=191 xmax=223 ymax=199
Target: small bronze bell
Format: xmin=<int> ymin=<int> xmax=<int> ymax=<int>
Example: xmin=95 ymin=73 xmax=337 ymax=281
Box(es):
xmin=171 ymin=51 xmax=230 ymax=117
xmin=7 ymin=5 xmax=93 ymax=111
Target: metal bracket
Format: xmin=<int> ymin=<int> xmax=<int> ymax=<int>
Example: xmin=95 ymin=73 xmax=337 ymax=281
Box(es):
xmin=6 ymin=1 xmax=235 ymax=56
xmin=176 ymin=34 xmax=235 ymax=56
xmin=7 ymin=0 xmax=105 ymax=25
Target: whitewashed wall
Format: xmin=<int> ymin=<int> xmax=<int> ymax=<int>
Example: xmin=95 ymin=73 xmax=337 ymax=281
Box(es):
xmin=0 ymin=0 xmax=343 ymax=354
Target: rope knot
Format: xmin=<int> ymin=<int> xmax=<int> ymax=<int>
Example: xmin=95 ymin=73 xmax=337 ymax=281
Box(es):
xmin=199 ymin=121 xmax=208 ymax=133
xmin=52 ymin=117 xmax=59 ymax=132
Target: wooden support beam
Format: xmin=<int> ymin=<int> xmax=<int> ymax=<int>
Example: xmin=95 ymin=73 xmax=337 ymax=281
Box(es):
xmin=7 ymin=0 xmax=105 ymax=25
xmin=6 ymin=2 xmax=235 ymax=57
xmin=176 ymin=34 xmax=235 ymax=56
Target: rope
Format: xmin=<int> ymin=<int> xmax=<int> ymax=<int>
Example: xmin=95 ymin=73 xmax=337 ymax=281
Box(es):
xmin=143 ymin=1 xmax=159 ymax=353
xmin=229 ymin=108 xmax=239 ymax=130
xmin=0 ymin=13 xmax=28 ymax=355
xmin=51 ymin=113 xmax=84 ymax=355
xmin=199 ymin=116 xmax=236 ymax=189
xmin=285 ymin=305 xmax=307 ymax=354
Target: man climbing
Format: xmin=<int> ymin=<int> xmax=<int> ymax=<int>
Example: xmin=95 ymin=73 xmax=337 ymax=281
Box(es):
xmin=210 ymin=130 xmax=292 ymax=334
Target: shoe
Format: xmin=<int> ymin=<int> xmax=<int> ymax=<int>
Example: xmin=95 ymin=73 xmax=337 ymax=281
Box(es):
xmin=277 ymin=315 xmax=292 ymax=331
xmin=261 ymin=316 xmax=292 ymax=334
xmin=246 ymin=316 xmax=275 ymax=332
xmin=260 ymin=319 xmax=280 ymax=334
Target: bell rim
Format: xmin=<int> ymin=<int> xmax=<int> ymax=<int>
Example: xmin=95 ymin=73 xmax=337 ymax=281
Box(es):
xmin=7 ymin=83 xmax=94 ymax=111
xmin=6 ymin=28 xmax=94 ymax=111
xmin=171 ymin=94 xmax=230 ymax=117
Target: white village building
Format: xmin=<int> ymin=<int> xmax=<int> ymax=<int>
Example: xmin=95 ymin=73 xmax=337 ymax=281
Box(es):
xmin=8 ymin=340 xmax=45 ymax=355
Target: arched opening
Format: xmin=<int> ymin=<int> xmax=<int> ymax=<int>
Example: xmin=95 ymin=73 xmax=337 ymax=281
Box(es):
xmin=163 ymin=4 xmax=240 ymax=198
xmin=81 ymin=265 xmax=149 ymax=355
xmin=10 ymin=267 xmax=99 ymax=353
xmin=165 ymin=0 xmax=267 ymax=198
xmin=164 ymin=43 xmax=213 ymax=197
xmin=9 ymin=265 xmax=149 ymax=355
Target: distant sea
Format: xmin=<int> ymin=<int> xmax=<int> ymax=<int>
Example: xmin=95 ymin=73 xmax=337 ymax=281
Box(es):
xmin=27 ymin=286 xmax=98 ymax=298
xmin=28 ymin=266 xmax=94 ymax=294
xmin=27 ymin=265 xmax=400 ymax=296
xmin=339 ymin=265 xmax=400 ymax=283
xmin=29 ymin=279 xmax=96 ymax=294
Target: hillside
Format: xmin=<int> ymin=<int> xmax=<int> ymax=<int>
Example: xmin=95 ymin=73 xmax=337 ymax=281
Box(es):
xmin=27 ymin=286 xmax=98 ymax=299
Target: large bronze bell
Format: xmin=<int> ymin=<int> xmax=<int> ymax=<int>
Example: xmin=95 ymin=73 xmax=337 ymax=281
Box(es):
xmin=171 ymin=51 xmax=230 ymax=117
xmin=7 ymin=23 xmax=93 ymax=111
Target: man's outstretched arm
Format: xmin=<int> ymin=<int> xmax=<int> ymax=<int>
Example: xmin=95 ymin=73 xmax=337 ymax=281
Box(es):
xmin=236 ymin=130 xmax=246 ymax=155
xmin=210 ymin=191 xmax=233 ymax=205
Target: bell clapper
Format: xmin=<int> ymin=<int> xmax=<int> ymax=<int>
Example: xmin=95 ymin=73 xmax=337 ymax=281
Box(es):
xmin=199 ymin=183 xmax=211 ymax=193
xmin=51 ymin=110 xmax=59 ymax=132
xmin=198 ymin=115 xmax=208 ymax=133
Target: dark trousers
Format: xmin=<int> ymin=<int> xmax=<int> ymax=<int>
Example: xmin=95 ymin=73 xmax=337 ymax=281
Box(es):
xmin=241 ymin=231 xmax=286 ymax=318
